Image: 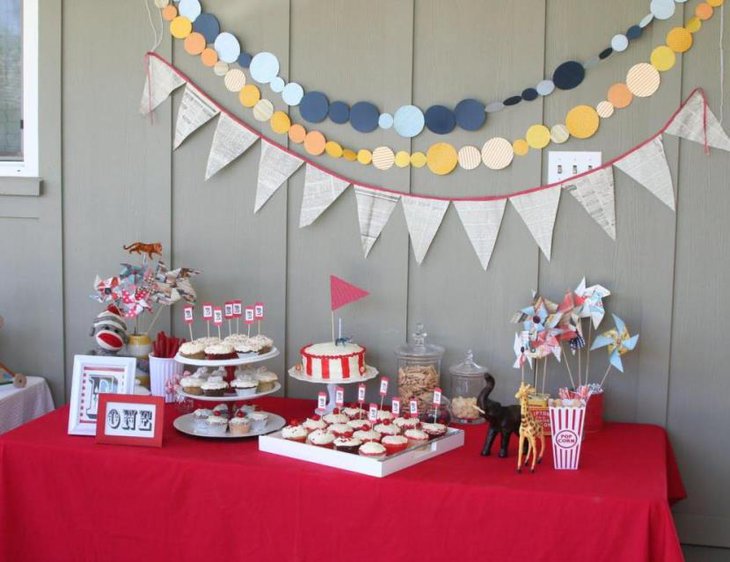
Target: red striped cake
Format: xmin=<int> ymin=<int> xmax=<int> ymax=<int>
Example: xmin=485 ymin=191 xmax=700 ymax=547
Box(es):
xmin=300 ymin=342 xmax=367 ymax=381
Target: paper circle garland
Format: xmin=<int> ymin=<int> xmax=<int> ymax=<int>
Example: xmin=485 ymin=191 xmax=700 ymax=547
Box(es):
xmin=328 ymin=102 xmax=350 ymax=125
xmin=536 ymin=80 xmax=555 ymax=96
xmin=288 ymin=124 xmax=306 ymax=143
xmin=596 ymin=100 xmax=615 ymax=118
xmin=395 ymin=151 xmax=411 ymax=168
xmin=193 ymin=13 xmax=219 ymax=43
xmin=154 ymin=0 xmax=170 ymax=8
xmin=238 ymin=52 xmax=253 ymax=68
xmin=350 ymin=102 xmax=380 ymax=133
xmin=253 ymin=99 xmax=274 ymax=122
xmin=357 ymin=149 xmax=372 ymax=165
xmin=485 ymin=101 xmax=504 ymax=113
xmin=239 ymin=84 xmax=260 ymax=107
xmin=626 ymin=63 xmax=660 ymax=97
xmin=666 ymin=27 xmax=693 ymax=52
xmin=200 ymin=48 xmax=218 ymax=67
xmin=695 ymin=2 xmax=713 ymax=19
xmin=270 ymin=77 xmax=285 ymax=93
xmin=299 ymin=91 xmax=330 ymax=123
xmin=650 ymin=45 xmax=676 ymax=71
xmin=162 ymin=5 xmax=177 ymax=21
xmin=178 ymin=0 xmax=201 ymax=21
xmin=214 ymin=32 xmax=241 ymax=64
xmin=650 ymin=0 xmax=676 ymax=20
xmin=481 ymin=138 xmax=514 ymax=170
xmin=611 ymin=34 xmax=629 ymax=52
xmin=607 ymin=83 xmax=633 ymax=108
xmin=426 ymin=143 xmax=458 ymax=175
xmin=378 ymin=113 xmax=394 ymax=129
xmin=282 ymin=83 xmax=304 ymax=106
xmin=457 ymin=146 xmax=481 ymax=170
xmin=410 ymin=152 xmax=427 ymax=168
xmin=184 ymin=32 xmax=206 ymax=55
xmin=249 ymin=52 xmax=280 ymax=84
xmin=325 ymin=141 xmax=343 ymax=158
xmin=343 ymin=149 xmax=357 ymax=161
xmin=525 ymin=125 xmax=551 ymax=149
xmin=565 ymin=105 xmax=600 ymax=139
xmin=425 ymin=105 xmax=457 ymax=135
xmin=393 ymin=105 xmax=425 ymax=138
xmin=550 ymin=124 xmax=570 ymax=144
xmin=454 ymin=99 xmax=486 ymax=131
xmin=372 ymin=146 xmax=395 ymax=170
xmin=552 ymin=61 xmax=585 ymax=90
xmin=513 ymin=139 xmax=529 ymax=156
xmin=170 ymin=16 xmax=193 ymax=39
xmin=270 ymin=111 xmax=291 ymax=134
xmin=213 ymin=61 xmax=229 ymax=76
xmin=304 ymin=131 xmax=326 ymax=156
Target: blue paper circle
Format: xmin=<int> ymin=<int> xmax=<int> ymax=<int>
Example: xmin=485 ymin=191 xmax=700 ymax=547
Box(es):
xmin=424 ymin=105 xmax=456 ymax=134
xmin=536 ymin=80 xmax=555 ymax=96
xmin=193 ymin=13 xmax=220 ymax=43
xmin=454 ymin=99 xmax=485 ymax=131
xmin=178 ymin=0 xmax=201 ymax=21
xmin=611 ymin=34 xmax=629 ymax=52
xmin=299 ymin=91 xmax=330 ymax=123
xmin=214 ymin=32 xmax=241 ymax=64
xmin=485 ymin=101 xmax=504 ymax=113
xmin=552 ymin=61 xmax=585 ymax=90
xmin=328 ymin=101 xmax=350 ymax=124
xmin=237 ymin=52 xmax=252 ymax=68
xmin=350 ymin=102 xmax=380 ymax=133
xmin=521 ymin=88 xmax=538 ymax=101
xmin=270 ymin=77 xmax=285 ymax=93
xmin=393 ymin=105 xmax=424 ymax=138
xmin=650 ymin=0 xmax=675 ymax=20
xmin=282 ymin=83 xmax=304 ymax=106
xmin=503 ymin=95 xmax=522 ymax=106
xmin=626 ymin=25 xmax=642 ymax=40
xmin=599 ymin=47 xmax=613 ymax=60
xmin=250 ymin=52 xmax=280 ymax=84
xmin=378 ymin=113 xmax=393 ymax=129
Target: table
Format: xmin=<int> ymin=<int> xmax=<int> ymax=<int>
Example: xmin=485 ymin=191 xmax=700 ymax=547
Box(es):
xmin=0 ymin=397 xmax=685 ymax=562
xmin=0 ymin=375 xmax=54 ymax=434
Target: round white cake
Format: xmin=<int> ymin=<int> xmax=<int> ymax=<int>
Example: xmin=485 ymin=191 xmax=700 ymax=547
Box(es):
xmin=300 ymin=342 xmax=367 ymax=381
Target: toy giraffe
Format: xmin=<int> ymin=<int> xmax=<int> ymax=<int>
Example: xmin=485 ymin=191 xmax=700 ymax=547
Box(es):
xmin=514 ymin=382 xmax=545 ymax=473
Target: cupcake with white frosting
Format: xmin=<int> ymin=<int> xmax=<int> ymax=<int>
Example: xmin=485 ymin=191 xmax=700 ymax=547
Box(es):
xmin=230 ymin=378 xmax=258 ymax=397
xmin=307 ymin=429 xmax=335 ymax=448
xmin=205 ymin=413 xmax=228 ymax=436
xmin=179 ymin=341 xmax=206 ymax=360
xmin=204 ymin=342 xmax=237 ymax=361
xmin=358 ymin=441 xmax=387 ymax=460
xmin=200 ymin=375 xmax=228 ymax=397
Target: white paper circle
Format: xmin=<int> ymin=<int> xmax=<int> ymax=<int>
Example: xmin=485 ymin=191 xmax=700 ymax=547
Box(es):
xmin=639 ymin=13 xmax=655 ymax=28
xmin=224 ymin=69 xmax=246 ymax=92
xmin=282 ymin=82 xmax=304 ymax=106
xmin=213 ymin=61 xmax=229 ymax=76
xmin=650 ymin=0 xmax=675 ymax=20
xmin=154 ymin=0 xmax=170 ymax=8
xmin=178 ymin=0 xmax=201 ymax=21
xmin=214 ymin=32 xmax=241 ymax=64
xmin=393 ymin=105 xmax=424 ymax=138
xmin=253 ymin=99 xmax=274 ymax=122
xmin=536 ymin=80 xmax=555 ymax=96
xmin=270 ymin=77 xmax=285 ymax=93
xmin=378 ymin=113 xmax=393 ymax=129
xmin=611 ymin=34 xmax=629 ymax=52
xmin=250 ymin=52 xmax=280 ymax=84
xmin=485 ymin=101 xmax=505 ymax=113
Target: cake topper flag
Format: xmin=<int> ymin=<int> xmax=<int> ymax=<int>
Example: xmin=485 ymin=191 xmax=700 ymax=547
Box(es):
xmin=330 ymin=275 xmax=369 ymax=311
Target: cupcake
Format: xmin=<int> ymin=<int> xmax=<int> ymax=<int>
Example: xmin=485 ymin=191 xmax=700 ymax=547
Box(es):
xmin=204 ymin=342 xmax=237 ymax=361
xmin=224 ymin=334 xmax=248 ymax=346
xmin=249 ymin=412 xmax=269 ymax=432
xmin=178 ymin=341 xmax=206 ymax=360
xmin=358 ymin=441 xmax=387 ymax=460
xmin=376 ymin=410 xmax=394 ymax=422
xmin=404 ymin=428 xmax=429 ymax=448
xmin=281 ymin=424 xmax=309 ymax=443
xmin=212 ymin=403 xmax=229 ymax=419
xmin=342 ymin=406 xmax=366 ymax=420
xmin=228 ymin=415 xmax=252 ymax=436
xmin=230 ymin=379 xmax=258 ymax=397
xmin=381 ymin=435 xmax=409 ymax=456
xmin=180 ymin=374 xmax=205 ymax=395
xmin=353 ymin=429 xmax=381 ymax=443
xmin=205 ymin=413 xmax=228 ymax=436
xmin=193 ymin=408 xmax=213 ymax=431
xmin=255 ymin=370 xmax=278 ymax=392
xmin=233 ymin=365 xmax=256 ymax=380
xmin=328 ymin=423 xmax=354 ymax=439
xmin=247 ymin=334 xmax=273 ymax=354
xmin=334 ymin=437 xmax=362 ymax=454
xmin=347 ymin=419 xmax=372 ymax=432
xmin=192 ymin=367 xmax=212 ymax=379
xmin=323 ymin=412 xmax=349 ymax=425
xmin=374 ymin=420 xmax=400 ymax=437
xmin=307 ymin=429 xmax=335 ymax=448
xmin=421 ymin=422 xmax=448 ymax=440
xmin=195 ymin=337 xmax=221 ymax=347
xmin=233 ymin=339 xmax=255 ymax=355
xmin=394 ymin=417 xmax=421 ymax=431
xmin=200 ymin=375 xmax=228 ymax=397
xmin=302 ymin=416 xmax=327 ymax=432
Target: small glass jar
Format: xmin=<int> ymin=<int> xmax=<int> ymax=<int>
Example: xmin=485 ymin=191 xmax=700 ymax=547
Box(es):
xmin=395 ymin=324 xmax=445 ymax=413
xmin=449 ymin=350 xmax=488 ymax=424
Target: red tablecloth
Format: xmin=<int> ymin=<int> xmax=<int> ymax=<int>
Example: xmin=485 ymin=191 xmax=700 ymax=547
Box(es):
xmin=0 ymin=397 xmax=685 ymax=562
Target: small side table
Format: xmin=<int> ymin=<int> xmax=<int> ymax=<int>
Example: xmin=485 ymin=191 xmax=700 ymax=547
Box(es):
xmin=0 ymin=376 xmax=55 ymax=434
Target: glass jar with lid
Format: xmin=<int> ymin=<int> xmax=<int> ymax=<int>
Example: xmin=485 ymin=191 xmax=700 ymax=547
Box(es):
xmin=395 ymin=323 xmax=445 ymax=414
xmin=449 ymin=350 xmax=488 ymax=424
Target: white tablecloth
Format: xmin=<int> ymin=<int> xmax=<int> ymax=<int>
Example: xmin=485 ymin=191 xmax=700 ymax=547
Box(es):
xmin=0 ymin=376 xmax=55 ymax=434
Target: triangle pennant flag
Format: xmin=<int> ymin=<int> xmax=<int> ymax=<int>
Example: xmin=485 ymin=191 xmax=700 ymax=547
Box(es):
xmin=401 ymin=195 xmax=450 ymax=264
xmin=330 ymin=275 xmax=369 ymax=311
xmin=664 ymin=90 xmax=730 ymax=151
xmin=139 ymin=56 xmax=185 ymax=116
xmin=205 ymin=114 xmax=258 ymax=180
xmin=453 ymin=199 xmax=507 ymax=270
xmin=254 ymin=140 xmax=304 ymax=213
xmin=510 ymin=185 xmax=561 ymax=261
xmin=173 ymin=85 xmax=220 ymax=149
xmin=614 ymin=136 xmax=675 ymax=210
xmin=299 ymin=165 xmax=351 ymax=227
xmin=563 ymin=167 xmax=616 ymax=240
xmin=354 ymin=186 xmax=400 ymax=258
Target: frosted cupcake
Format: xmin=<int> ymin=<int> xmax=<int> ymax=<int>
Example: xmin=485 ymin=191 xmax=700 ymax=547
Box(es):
xmin=381 ymin=435 xmax=409 ymax=456
xmin=342 ymin=406 xmax=366 ymax=420
xmin=358 ymin=441 xmax=387 ymax=460
xmin=353 ymin=429 xmax=381 ymax=443
xmin=212 ymin=403 xmax=229 ymax=419
xmin=247 ymin=334 xmax=273 ymax=354
xmin=205 ymin=413 xmax=228 ymax=436
xmin=347 ymin=419 xmax=372 ymax=432
xmin=421 ymin=422 xmax=448 ymax=440
xmin=327 ymin=423 xmax=354 ymax=439
xmin=228 ymin=415 xmax=252 ymax=436
xmin=178 ymin=341 xmax=206 ymax=360
xmin=255 ymin=370 xmax=278 ymax=392
xmin=374 ymin=420 xmax=400 ymax=437
xmin=323 ymin=412 xmax=349 ymax=425
xmin=233 ymin=339 xmax=255 ymax=355
xmin=180 ymin=374 xmax=204 ymax=395
xmin=200 ymin=375 xmax=228 ymax=397
xmin=303 ymin=417 xmax=327 ymax=432
xmin=307 ymin=429 xmax=335 ymax=448
xmin=394 ymin=417 xmax=421 ymax=431
xmin=376 ymin=410 xmax=394 ymax=422
xmin=249 ymin=412 xmax=269 ymax=431
xmin=282 ymin=424 xmax=308 ymax=443
xmin=204 ymin=342 xmax=237 ymax=361
xmin=193 ymin=408 xmax=213 ymax=431
xmin=334 ymin=437 xmax=362 ymax=454
xmin=231 ymin=379 xmax=258 ymax=397
xmin=404 ymin=428 xmax=429 ymax=448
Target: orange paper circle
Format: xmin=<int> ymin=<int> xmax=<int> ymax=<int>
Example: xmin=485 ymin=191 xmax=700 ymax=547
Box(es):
xmin=525 ymin=125 xmax=551 ymax=149
xmin=184 ymin=32 xmax=206 ymax=55
xmin=395 ymin=151 xmax=411 ymax=168
xmin=607 ymin=83 xmax=633 ymax=109
xmin=325 ymin=141 xmax=343 ymax=158
xmin=200 ymin=48 xmax=218 ymax=67
xmin=357 ymin=149 xmax=373 ymax=165
xmin=239 ymin=84 xmax=261 ymax=107
xmin=343 ymin=149 xmax=357 ymax=161
xmin=695 ymin=3 xmax=713 ymax=20
xmin=596 ymin=100 xmax=615 ymax=118
xmin=626 ymin=63 xmax=660 ymax=97
xmin=565 ymin=105 xmax=600 ymax=139
xmin=170 ymin=16 xmax=192 ymax=39
xmin=410 ymin=152 xmax=427 ymax=168
xmin=650 ymin=45 xmax=676 ymax=71
xmin=513 ymin=139 xmax=529 ymax=156
xmin=426 ymin=143 xmax=458 ymax=175
xmin=270 ymin=111 xmax=291 ymax=134
xmin=288 ymin=124 xmax=306 ymax=144
xmin=457 ymin=146 xmax=481 ymax=170
xmin=667 ymin=27 xmax=693 ymax=53
xmin=372 ymin=146 xmax=395 ymax=170
xmin=304 ymin=131 xmax=326 ymax=155
xmin=162 ymin=5 xmax=177 ymax=21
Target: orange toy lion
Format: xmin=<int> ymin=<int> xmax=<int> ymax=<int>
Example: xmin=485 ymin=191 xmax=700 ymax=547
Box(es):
xmin=123 ymin=242 xmax=163 ymax=260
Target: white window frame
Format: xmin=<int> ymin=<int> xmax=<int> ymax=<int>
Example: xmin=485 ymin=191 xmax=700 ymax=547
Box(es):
xmin=0 ymin=0 xmax=39 ymax=178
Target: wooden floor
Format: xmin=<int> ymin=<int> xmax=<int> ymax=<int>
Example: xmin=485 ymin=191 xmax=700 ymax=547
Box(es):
xmin=682 ymin=545 xmax=730 ymax=561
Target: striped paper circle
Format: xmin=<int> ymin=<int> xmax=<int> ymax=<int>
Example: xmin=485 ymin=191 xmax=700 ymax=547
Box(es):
xmin=372 ymin=146 xmax=395 ymax=170
xmin=626 ymin=63 xmax=660 ymax=97
xmin=481 ymin=137 xmax=514 ymax=170
xmin=458 ymin=146 xmax=481 ymax=170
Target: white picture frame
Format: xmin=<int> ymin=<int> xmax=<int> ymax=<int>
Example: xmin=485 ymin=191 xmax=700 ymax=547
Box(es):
xmin=68 ymin=355 xmax=136 ymax=436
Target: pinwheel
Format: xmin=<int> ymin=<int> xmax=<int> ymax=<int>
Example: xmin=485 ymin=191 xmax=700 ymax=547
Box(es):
xmin=150 ymin=262 xmax=200 ymax=306
xmin=590 ymin=314 xmax=639 ymax=387
xmin=534 ymin=328 xmax=563 ymax=362
xmin=119 ymin=263 xmax=152 ymax=286
xmin=513 ymin=331 xmax=534 ymax=370
xmin=575 ymin=277 xmax=611 ymax=329
xmin=92 ymin=276 xmax=122 ymax=303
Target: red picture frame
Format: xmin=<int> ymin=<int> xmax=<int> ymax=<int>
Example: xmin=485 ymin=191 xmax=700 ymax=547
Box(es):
xmin=95 ymin=394 xmax=165 ymax=447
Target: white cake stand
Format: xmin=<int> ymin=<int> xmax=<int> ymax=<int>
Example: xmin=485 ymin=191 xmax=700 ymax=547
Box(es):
xmin=288 ymin=365 xmax=378 ymax=413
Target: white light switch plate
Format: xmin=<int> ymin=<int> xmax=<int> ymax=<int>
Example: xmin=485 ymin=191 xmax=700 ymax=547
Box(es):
xmin=548 ymin=151 xmax=602 ymax=184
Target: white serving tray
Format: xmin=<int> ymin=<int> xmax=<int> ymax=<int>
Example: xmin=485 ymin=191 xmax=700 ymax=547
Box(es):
xmin=177 ymin=382 xmax=281 ymax=402
xmin=174 ymin=347 xmax=279 ymax=367
xmin=259 ymin=428 xmax=464 ymax=478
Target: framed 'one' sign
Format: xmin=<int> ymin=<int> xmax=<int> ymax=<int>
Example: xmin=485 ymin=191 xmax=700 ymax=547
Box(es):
xmin=95 ymin=394 xmax=165 ymax=447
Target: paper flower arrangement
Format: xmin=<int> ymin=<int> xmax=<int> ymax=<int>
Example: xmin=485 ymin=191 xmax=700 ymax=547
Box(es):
xmin=510 ymin=278 xmax=639 ymax=394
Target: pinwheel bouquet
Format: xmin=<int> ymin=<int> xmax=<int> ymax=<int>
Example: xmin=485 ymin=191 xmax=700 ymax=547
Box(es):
xmin=510 ymin=277 xmax=639 ymax=396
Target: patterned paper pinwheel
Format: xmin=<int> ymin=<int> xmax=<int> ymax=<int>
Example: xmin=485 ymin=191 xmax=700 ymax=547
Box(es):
xmin=575 ymin=277 xmax=611 ymax=329
xmin=119 ymin=263 xmax=152 ymax=285
xmin=150 ymin=262 xmax=200 ymax=306
xmin=92 ymin=276 xmax=122 ymax=303
xmin=534 ymin=327 xmax=563 ymax=361
xmin=513 ymin=331 xmax=533 ymax=369
xmin=590 ymin=314 xmax=639 ymax=373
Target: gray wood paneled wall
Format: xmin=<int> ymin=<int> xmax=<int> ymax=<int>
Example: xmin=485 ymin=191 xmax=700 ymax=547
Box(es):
xmin=0 ymin=0 xmax=728 ymax=547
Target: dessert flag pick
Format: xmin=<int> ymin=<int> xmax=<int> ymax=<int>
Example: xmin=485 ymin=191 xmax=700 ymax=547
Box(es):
xmin=379 ymin=376 xmax=389 ymax=410
xmin=224 ymin=301 xmax=234 ymax=336
xmin=202 ymin=302 xmax=213 ymax=337
xmin=432 ymin=387 xmax=442 ymax=423
xmin=232 ymin=300 xmax=242 ymax=334
xmin=368 ymin=403 xmax=378 ymax=425
xmin=255 ymin=302 xmax=265 ymax=335
xmin=391 ymin=397 xmax=401 ymax=417
xmin=317 ymin=392 xmax=327 ymax=413
xmin=590 ymin=314 xmax=639 ymax=387
xmin=330 ymin=275 xmax=369 ymax=342
xmin=183 ymin=304 xmax=194 ymax=341
xmin=357 ymin=383 xmax=366 ymax=419
xmin=213 ymin=306 xmax=223 ymax=339
xmin=245 ymin=306 xmax=255 ymax=337
xmin=335 ymin=386 xmax=344 ymax=410
xmin=409 ymin=398 xmax=418 ymax=419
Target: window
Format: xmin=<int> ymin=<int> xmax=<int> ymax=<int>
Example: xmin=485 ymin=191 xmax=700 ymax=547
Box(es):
xmin=0 ymin=0 xmax=38 ymax=177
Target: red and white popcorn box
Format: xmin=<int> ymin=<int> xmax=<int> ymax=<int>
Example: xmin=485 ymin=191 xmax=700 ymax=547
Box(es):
xmin=548 ymin=400 xmax=587 ymax=470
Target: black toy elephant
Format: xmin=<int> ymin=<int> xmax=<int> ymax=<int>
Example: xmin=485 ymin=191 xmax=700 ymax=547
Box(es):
xmin=477 ymin=373 xmax=522 ymax=458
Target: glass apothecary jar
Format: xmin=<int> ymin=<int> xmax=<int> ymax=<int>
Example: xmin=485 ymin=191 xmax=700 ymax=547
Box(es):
xmin=449 ymin=350 xmax=487 ymax=424
xmin=395 ymin=323 xmax=445 ymax=413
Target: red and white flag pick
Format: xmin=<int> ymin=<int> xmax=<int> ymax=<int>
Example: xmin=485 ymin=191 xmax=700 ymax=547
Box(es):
xmin=391 ymin=397 xmax=401 ymax=416
xmin=317 ymin=392 xmax=327 ymax=411
xmin=202 ymin=302 xmax=213 ymax=337
xmin=368 ymin=403 xmax=378 ymax=424
xmin=244 ymin=306 xmax=255 ymax=337
xmin=379 ymin=377 xmax=389 ymax=396
xmin=409 ymin=399 xmax=418 ymax=418
xmin=335 ymin=386 xmax=344 ymax=408
xmin=357 ymin=383 xmax=366 ymax=403
xmin=183 ymin=305 xmax=194 ymax=340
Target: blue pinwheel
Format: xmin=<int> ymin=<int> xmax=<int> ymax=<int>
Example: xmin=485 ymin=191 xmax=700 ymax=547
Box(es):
xmin=590 ymin=314 xmax=639 ymax=373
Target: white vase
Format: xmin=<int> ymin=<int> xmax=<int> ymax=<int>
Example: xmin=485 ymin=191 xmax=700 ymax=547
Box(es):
xmin=149 ymin=354 xmax=184 ymax=403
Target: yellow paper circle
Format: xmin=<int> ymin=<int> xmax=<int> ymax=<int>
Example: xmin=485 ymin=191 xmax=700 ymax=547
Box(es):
xmin=626 ymin=63 xmax=660 ymax=98
xmin=372 ymin=146 xmax=395 ymax=170
xmin=288 ymin=124 xmax=306 ymax=144
xmin=270 ymin=111 xmax=291 ymax=134
xmin=565 ymin=105 xmax=600 ymax=139
xmin=325 ymin=141 xmax=343 ymax=158
xmin=200 ymin=48 xmax=218 ymax=67
xmin=253 ymin=99 xmax=274 ymax=122
xmin=304 ymin=131 xmax=326 ymax=156
xmin=596 ymin=101 xmax=615 ymax=119
xmin=457 ymin=146 xmax=481 ymax=170
xmin=410 ymin=152 xmax=427 ymax=168
xmin=395 ymin=151 xmax=411 ymax=168
xmin=213 ymin=62 xmax=229 ymax=77
xmin=170 ymin=16 xmax=192 ymax=39
xmin=667 ymin=27 xmax=693 ymax=53
xmin=525 ymin=125 xmax=551 ymax=149
xmin=513 ymin=139 xmax=529 ymax=156
xmin=426 ymin=143 xmax=458 ymax=175
xmin=481 ymin=137 xmax=514 ymax=170
xmin=650 ymin=45 xmax=676 ymax=71
xmin=239 ymin=84 xmax=261 ymax=108
xmin=686 ymin=16 xmax=703 ymax=33
xmin=357 ymin=149 xmax=373 ymax=165
xmin=696 ymin=3 xmax=714 ymax=20
xmin=550 ymin=124 xmax=570 ymax=144
xmin=343 ymin=149 xmax=357 ymax=161
xmin=707 ymin=0 xmax=723 ymax=6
